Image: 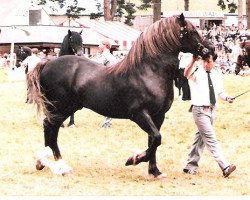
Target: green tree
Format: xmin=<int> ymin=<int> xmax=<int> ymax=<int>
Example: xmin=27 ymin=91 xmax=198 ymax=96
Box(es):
xmin=102 ymin=0 xmax=137 ymax=26
xmin=217 ymin=0 xmax=237 ymax=13
xmin=137 ymin=0 xmax=162 ymax=22
xmin=37 ymin=0 xmax=85 ymax=19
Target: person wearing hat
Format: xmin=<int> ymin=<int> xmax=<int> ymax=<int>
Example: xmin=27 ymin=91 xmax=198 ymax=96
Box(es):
xmin=97 ymin=39 xmax=118 ymax=67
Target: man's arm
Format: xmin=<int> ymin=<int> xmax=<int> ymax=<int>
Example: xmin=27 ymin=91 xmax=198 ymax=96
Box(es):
xmin=184 ymin=58 xmax=197 ymax=79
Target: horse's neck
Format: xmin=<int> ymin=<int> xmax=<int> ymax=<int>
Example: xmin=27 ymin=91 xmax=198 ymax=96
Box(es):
xmin=141 ymin=53 xmax=179 ymax=79
xmin=59 ymin=42 xmax=74 ymax=56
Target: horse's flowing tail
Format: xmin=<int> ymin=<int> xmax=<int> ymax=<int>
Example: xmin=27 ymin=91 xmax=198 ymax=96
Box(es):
xmin=27 ymin=59 xmax=53 ymax=122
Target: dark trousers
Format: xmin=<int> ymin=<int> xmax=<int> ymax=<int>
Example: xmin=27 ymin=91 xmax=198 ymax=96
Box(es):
xmin=178 ymin=68 xmax=191 ymax=101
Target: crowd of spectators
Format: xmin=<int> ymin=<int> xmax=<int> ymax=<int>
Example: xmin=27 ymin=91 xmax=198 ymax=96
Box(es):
xmin=0 ymin=22 xmax=249 ymax=76
xmin=199 ymin=22 xmax=249 ymax=74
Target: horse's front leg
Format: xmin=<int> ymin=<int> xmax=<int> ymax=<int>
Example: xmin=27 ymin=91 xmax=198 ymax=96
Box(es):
xmin=125 ymin=110 xmax=163 ymax=178
xmin=36 ymin=118 xmax=72 ymax=175
xmin=148 ymin=114 xmax=166 ymax=178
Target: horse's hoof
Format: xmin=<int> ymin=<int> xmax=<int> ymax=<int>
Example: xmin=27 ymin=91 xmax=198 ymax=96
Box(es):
xmin=62 ymin=170 xmax=73 ymax=176
xmin=68 ymin=124 xmax=75 ymax=128
xmin=156 ymin=173 xmax=167 ymax=179
xmin=125 ymin=153 xmax=138 ymax=166
xmin=36 ymin=160 xmax=45 ymax=171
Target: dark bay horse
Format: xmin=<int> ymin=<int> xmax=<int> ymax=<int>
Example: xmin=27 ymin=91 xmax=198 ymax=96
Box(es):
xmin=15 ymin=46 xmax=31 ymax=67
xmin=59 ymin=29 xmax=83 ymax=127
xmin=235 ymin=40 xmax=250 ymax=75
xmin=28 ymin=14 xmax=215 ymax=178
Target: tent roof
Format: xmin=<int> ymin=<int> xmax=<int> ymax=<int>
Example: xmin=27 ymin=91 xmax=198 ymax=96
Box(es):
xmin=0 ymin=25 xmax=118 ymax=47
xmin=55 ymin=19 xmax=141 ymax=50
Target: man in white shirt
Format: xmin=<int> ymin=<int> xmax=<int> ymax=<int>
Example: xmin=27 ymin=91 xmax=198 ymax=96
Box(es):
xmin=22 ymin=48 xmax=41 ymax=74
xmin=183 ymin=55 xmax=236 ymax=178
xmin=96 ymin=39 xmax=118 ymax=67
xmin=178 ymin=52 xmax=192 ymax=100
xmin=96 ymin=39 xmax=118 ymax=128
xmin=22 ymin=48 xmax=41 ymax=103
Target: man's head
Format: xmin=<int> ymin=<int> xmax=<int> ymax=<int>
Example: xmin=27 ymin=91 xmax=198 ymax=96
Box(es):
xmin=31 ymin=48 xmax=39 ymax=55
xmin=203 ymin=55 xmax=214 ymax=72
xmin=98 ymin=39 xmax=112 ymax=53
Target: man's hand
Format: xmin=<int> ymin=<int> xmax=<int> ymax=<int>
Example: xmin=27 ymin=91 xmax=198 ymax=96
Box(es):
xmin=226 ymin=96 xmax=234 ymax=103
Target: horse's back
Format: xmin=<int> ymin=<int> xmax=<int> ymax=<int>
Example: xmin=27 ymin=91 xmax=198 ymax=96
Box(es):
xmin=40 ymin=55 xmax=104 ymax=95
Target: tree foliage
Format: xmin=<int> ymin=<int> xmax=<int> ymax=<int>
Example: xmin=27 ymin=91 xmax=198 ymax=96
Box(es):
xmin=217 ymin=0 xmax=238 ymax=13
xmin=37 ymin=0 xmax=85 ymax=19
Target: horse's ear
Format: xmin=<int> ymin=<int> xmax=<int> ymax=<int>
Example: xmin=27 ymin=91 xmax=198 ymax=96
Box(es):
xmin=79 ymin=30 xmax=83 ymax=35
xmin=179 ymin=13 xmax=185 ymax=25
xmin=68 ymin=29 xmax=72 ymax=36
xmin=180 ymin=13 xmax=185 ymax=21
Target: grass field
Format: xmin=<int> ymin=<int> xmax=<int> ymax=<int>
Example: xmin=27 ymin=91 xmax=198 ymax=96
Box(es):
xmin=0 ymin=69 xmax=249 ymax=196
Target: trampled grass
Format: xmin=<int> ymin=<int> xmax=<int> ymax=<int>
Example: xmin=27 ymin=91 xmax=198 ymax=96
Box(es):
xmin=0 ymin=73 xmax=249 ymax=196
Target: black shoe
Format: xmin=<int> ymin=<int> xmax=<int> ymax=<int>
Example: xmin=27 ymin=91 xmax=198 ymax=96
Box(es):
xmin=223 ymin=164 xmax=236 ymax=177
xmin=183 ymin=168 xmax=197 ymax=175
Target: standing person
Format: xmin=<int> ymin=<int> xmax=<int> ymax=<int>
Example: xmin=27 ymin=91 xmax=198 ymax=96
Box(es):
xmin=183 ymin=54 xmax=236 ymax=177
xmin=177 ymin=52 xmax=192 ymax=100
xmin=22 ymin=48 xmax=41 ymax=74
xmin=22 ymin=48 xmax=41 ymax=103
xmin=96 ymin=39 xmax=118 ymax=128
xmin=96 ymin=39 xmax=118 ymax=67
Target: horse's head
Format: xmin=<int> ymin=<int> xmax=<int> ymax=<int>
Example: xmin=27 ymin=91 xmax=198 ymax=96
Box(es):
xmin=67 ymin=30 xmax=83 ymax=56
xmin=235 ymin=40 xmax=250 ymax=75
xmin=177 ymin=13 xmax=216 ymax=60
xmin=15 ymin=46 xmax=32 ymax=67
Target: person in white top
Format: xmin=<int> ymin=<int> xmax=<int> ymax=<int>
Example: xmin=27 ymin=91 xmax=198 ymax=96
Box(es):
xmin=96 ymin=39 xmax=119 ymax=128
xmin=22 ymin=48 xmax=41 ymax=74
xmin=183 ymin=54 xmax=236 ymax=178
xmin=177 ymin=52 xmax=192 ymax=100
xmin=96 ymin=39 xmax=118 ymax=67
xmin=22 ymin=48 xmax=41 ymax=103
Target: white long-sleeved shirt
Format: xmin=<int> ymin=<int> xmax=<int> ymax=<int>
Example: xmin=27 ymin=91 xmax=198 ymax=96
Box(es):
xmin=188 ymin=62 xmax=228 ymax=106
xmin=22 ymin=54 xmax=41 ymax=73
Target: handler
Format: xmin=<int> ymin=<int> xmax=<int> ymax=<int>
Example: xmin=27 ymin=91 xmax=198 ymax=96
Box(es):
xmin=183 ymin=54 xmax=236 ymax=177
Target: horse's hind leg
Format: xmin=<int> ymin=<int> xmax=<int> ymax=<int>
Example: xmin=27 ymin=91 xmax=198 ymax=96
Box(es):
xmin=36 ymin=118 xmax=72 ymax=175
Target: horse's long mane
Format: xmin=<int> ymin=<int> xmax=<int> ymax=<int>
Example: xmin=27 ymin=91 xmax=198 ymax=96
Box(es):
xmin=108 ymin=16 xmax=195 ymax=75
xmin=59 ymin=33 xmax=72 ymax=56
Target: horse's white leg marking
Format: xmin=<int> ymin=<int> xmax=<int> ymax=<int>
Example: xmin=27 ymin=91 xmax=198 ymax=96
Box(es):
xmin=36 ymin=146 xmax=53 ymax=167
xmin=49 ymin=159 xmax=72 ymax=175
xmin=36 ymin=147 xmax=72 ymax=175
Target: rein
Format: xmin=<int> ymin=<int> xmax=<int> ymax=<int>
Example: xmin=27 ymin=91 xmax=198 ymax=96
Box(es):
xmin=178 ymin=16 xmax=209 ymax=57
xmin=179 ymin=25 xmax=188 ymax=39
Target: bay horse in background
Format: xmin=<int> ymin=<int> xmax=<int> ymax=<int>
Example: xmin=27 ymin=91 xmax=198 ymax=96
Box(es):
xmin=235 ymin=40 xmax=250 ymax=75
xmin=59 ymin=29 xmax=83 ymax=127
xmin=28 ymin=14 xmax=216 ymax=178
xmin=15 ymin=46 xmax=31 ymax=68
